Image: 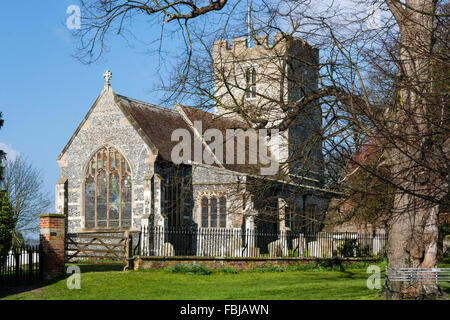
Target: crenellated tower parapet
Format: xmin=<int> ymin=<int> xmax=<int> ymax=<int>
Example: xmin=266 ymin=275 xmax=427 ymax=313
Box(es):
xmin=212 ymin=33 xmax=323 ymax=181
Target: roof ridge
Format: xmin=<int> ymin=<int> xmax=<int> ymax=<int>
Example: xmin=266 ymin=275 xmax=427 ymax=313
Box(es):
xmin=178 ymin=104 xmax=210 ymax=112
xmin=180 ymin=105 xmax=247 ymax=127
xmin=117 ymin=94 xmax=178 ymax=114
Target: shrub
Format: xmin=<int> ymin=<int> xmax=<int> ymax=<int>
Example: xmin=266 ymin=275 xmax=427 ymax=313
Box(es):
xmin=443 ymin=255 xmax=450 ymax=264
xmin=440 ymin=222 xmax=450 ymax=237
xmin=442 ymin=237 xmax=450 ymax=263
xmin=163 ymin=263 xmax=212 ymax=275
xmin=284 ymin=264 xmax=317 ymax=271
xmin=0 ymin=190 xmax=14 ymax=265
xmin=357 ymin=245 xmax=372 ymax=257
xmin=218 ymin=267 xmax=238 ymax=274
xmin=314 ymin=258 xmax=345 ymax=271
xmin=336 ymin=239 xmax=372 ymax=258
xmin=344 ymin=261 xmax=372 ymax=269
xmin=254 ymin=265 xmax=284 ymax=273
xmin=337 ymin=239 xmax=358 ymax=257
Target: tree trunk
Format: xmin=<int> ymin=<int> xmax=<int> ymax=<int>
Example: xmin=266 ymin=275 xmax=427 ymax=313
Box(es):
xmin=385 ymin=0 xmax=441 ymax=299
xmin=387 ymin=191 xmax=440 ymax=299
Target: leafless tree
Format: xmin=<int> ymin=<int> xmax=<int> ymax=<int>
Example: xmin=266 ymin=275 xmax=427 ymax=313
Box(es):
xmin=77 ymin=0 xmax=449 ymax=299
xmin=2 ymin=156 xmax=51 ymax=246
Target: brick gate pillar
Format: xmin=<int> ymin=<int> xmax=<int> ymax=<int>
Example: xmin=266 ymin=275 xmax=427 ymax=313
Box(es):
xmin=39 ymin=214 xmax=66 ymax=279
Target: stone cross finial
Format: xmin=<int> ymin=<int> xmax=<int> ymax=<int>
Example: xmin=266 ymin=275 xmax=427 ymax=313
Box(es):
xmin=103 ymin=70 xmax=112 ymax=86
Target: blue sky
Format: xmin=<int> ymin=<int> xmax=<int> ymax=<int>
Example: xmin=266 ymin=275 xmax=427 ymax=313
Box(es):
xmin=0 ymin=1 xmax=184 ymax=209
xmin=0 ymin=1 xmax=385 ymax=212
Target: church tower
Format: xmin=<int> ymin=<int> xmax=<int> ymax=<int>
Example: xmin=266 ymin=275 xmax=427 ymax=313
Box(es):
xmin=212 ymin=33 xmax=323 ymax=183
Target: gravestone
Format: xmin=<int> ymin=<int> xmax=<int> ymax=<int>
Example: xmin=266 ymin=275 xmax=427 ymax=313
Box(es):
xmin=372 ymin=237 xmax=383 ymax=256
xmin=162 ymin=242 xmax=175 ymax=256
xmin=227 ymin=236 xmax=242 ymax=257
xmin=268 ymin=240 xmax=282 ymax=257
xmin=308 ymin=241 xmax=323 ymax=258
xmin=318 ymin=233 xmax=334 ymax=257
xmin=292 ymin=235 xmax=307 ymax=257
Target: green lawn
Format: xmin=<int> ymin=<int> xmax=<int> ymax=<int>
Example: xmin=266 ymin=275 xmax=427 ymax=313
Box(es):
xmin=1 ymin=263 xmax=448 ymax=300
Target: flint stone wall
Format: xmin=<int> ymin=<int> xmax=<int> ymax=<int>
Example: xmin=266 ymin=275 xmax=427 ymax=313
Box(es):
xmin=58 ymin=88 xmax=152 ymax=233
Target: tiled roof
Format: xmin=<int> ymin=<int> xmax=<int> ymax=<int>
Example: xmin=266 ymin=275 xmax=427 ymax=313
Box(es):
xmin=58 ymin=87 xmax=274 ymax=177
xmin=178 ymin=105 xmax=266 ymax=175
xmin=116 ymin=95 xmax=195 ymax=162
xmin=116 ymin=95 xmax=269 ymax=175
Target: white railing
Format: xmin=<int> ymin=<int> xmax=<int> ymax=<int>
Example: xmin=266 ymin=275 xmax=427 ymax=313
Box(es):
xmin=139 ymin=226 xmax=387 ymax=258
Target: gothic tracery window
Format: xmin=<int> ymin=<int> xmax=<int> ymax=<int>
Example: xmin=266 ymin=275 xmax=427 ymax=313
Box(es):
xmin=84 ymin=146 xmax=132 ymax=229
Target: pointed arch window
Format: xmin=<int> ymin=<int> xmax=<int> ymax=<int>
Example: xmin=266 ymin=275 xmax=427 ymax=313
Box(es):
xmin=84 ymin=146 xmax=132 ymax=229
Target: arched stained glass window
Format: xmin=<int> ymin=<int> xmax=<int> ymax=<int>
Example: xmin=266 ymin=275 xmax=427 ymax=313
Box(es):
xmin=109 ymin=172 xmax=120 ymax=227
xmin=97 ymin=170 xmax=107 ymax=227
xmin=85 ymin=176 xmax=95 ymax=228
xmin=84 ymin=146 xmax=132 ymax=229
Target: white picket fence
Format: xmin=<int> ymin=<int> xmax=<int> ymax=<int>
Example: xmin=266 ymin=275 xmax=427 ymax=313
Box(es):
xmin=139 ymin=226 xmax=387 ymax=258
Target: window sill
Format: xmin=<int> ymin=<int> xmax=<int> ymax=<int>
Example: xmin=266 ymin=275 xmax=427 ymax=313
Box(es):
xmin=78 ymin=227 xmax=135 ymax=234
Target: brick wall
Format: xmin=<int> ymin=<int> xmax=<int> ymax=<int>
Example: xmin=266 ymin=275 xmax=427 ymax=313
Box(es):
xmin=39 ymin=214 xmax=66 ymax=279
xmin=133 ymin=256 xmax=379 ymax=271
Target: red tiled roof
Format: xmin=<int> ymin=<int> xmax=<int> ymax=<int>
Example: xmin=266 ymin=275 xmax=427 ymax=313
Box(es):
xmin=58 ymin=88 xmax=274 ymax=177
xmin=116 ymin=95 xmax=195 ymax=162
xmin=116 ymin=96 xmax=268 ymax=175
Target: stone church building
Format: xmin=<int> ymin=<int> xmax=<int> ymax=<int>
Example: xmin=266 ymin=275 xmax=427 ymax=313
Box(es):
xmin=56 ymin=34 xmax=331 ymax=238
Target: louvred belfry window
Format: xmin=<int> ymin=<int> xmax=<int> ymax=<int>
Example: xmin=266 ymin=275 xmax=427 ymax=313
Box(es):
xmin=85 ymin=147 xmax=132 ymax=229
xmin=245 ymin=67 xmax=257 ymax=99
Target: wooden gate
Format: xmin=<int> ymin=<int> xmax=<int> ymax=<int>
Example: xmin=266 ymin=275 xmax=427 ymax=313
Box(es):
xmin=65 ymin=232 xmax=131 ymax=263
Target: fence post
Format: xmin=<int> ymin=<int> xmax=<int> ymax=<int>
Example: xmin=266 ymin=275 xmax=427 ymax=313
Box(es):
xmin=14 ymin=247 xmax=20 ymax=284
xmin=124 ymin=231 xmax=133 ymax=271
xmin=140 ymin=215 xmax=150 ymax=256
xmin=39 ymin=213 xmax=66 ymax=280
xmin=28 ymin=246 xmax=33 ymax=284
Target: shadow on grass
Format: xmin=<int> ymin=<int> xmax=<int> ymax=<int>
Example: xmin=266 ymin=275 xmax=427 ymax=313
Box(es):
xmin=441 ymin=284 xmax=450 ymax=295
xmin=0 ymin=263 xmax=125 ymax=299
xmin=71 ymin=263 xmax=125 ymax=273
xmin=0 ymin=275 xmax=64 ymax=299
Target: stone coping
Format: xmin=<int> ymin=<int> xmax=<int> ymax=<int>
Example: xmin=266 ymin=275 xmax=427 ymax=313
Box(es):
xmin=136 ymin=256 xmax=381 ymax=262
xmin=74 ymin=228 xmax=139 ymax=234
xmin=39 ymin=214 xmax=66 ymax=218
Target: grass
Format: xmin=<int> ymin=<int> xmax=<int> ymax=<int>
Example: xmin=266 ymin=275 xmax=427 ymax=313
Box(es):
xmin=1 ymin=262 xmax=383 ymax=300
xmin=1 ymin=262 xmax=448 ymax=300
